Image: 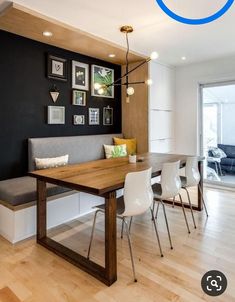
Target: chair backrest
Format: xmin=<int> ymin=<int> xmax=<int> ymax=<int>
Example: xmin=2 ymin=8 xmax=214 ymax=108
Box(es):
xmin=185 ymin=156 xmax=200 ymax=187
xmin=122 ymin=168 xmax=153 ymax=217
xmin=161 ymin=161 xmax=181 ymax=199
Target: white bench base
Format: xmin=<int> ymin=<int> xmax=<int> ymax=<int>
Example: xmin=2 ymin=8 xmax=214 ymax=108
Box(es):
xmin=0 ymin=191 xmax=107 ymax=244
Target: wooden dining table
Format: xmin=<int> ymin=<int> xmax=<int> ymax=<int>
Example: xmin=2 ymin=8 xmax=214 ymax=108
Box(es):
xmin=29 ymin=153 xmax=204 ymax=286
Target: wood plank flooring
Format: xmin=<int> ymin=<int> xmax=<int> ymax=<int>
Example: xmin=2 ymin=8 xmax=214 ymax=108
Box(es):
xmin=0 ymin=187 xmax=235 ymax=302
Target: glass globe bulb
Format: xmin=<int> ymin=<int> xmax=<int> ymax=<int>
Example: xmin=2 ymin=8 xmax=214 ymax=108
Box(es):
xmin=126 ymin=87 xmax=135 ymax=96
xmin=94 ymin=83 xmax=101 ymax=90
xmin=98 ymin=88 xmax=105 ymax=95
xmin=150 ymin=51 xmax=159 ymax=60
xmin=146 ymin=79 xmax=153 ymax=86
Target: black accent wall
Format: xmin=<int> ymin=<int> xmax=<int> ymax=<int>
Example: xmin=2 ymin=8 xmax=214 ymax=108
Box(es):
xmin=0 ymin=30 xmax=122 ymax=180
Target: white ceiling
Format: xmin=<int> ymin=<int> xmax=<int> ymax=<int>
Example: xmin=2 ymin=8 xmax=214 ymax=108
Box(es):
xmin=1 ymin=0 xmax=235 ymax=66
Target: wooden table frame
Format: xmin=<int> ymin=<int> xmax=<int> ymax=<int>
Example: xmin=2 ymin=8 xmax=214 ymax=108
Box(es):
xmin=30 ymin=153 xmax=204 ymax=286
xmin=36 ymin=180 xmax=117 ymax=286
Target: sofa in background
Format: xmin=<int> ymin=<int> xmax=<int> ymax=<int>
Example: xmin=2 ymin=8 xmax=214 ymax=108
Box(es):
xmin=208 ymin=144 xmax=235 ymax=174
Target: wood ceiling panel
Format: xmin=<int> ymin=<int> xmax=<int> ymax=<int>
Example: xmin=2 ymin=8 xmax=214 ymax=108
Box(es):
xmin=0 ymin=2 xmax=146 ymax=65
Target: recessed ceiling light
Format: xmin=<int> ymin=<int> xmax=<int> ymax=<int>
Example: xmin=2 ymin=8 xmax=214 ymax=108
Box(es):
xmin=181 ymin=56 xmax=186 ymax=61
xmin=43 ymin=31 xmax=53 ymax=37
xmin=108 ymin=54 xmax=116 ymax=58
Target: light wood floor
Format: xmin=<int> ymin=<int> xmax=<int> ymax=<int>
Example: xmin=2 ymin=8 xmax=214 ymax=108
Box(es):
xmin=0 ymin=187 xmax=235 ymax=302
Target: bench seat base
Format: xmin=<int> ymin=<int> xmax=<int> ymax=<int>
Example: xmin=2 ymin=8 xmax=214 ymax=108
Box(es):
xmin=0 ymin=191 xmax=106 ymax=244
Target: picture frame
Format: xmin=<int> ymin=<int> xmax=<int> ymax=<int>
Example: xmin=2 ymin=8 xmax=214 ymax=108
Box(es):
xmin=103 ymin=106 xmax=113 ymax=126
xmin=89 ymin=108 xmax=100 ymax=125
xmin=72 ymin=90 xmax=86 ymax=106
xmin=47 ymin=55 xmax=68 ymax=81
xmin=91 ymin=65 xmax=114 ymax=98
xmin=73 ymin=115 xmax=85 ymax=125
xmin=48 ymin=106 xmax=65 ymax=124
xmin=72 ymin=61 xmax=89 ymax=90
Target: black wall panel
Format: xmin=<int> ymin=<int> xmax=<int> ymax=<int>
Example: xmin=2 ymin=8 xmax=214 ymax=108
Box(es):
xmin=0 ymin=30 xmax=122 ymax=180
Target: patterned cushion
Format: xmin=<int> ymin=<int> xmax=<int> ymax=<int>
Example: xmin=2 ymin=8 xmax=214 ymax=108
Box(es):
xmin=35 ymin=155 xmax=69 ymax=170
xmin=210 ymin=147 xmax=227 ymax=159
xmin=113 ymin=137 xmax=137 ymax=155
xmin=103 ymin=144 xmax=127 ymax=159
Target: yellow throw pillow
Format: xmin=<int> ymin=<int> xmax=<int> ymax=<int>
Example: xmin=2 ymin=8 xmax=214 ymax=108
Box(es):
xmin=113 ymin=137 xmax=137 ymax=155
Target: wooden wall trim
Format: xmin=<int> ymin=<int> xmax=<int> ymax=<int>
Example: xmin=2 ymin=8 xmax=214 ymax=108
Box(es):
xmin=0 ymin=2 xmax=146 ymax=65
xmin=121 ymin=62 xmax=149 ymax=153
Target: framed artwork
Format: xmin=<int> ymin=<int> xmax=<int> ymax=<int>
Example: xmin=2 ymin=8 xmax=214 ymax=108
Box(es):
xmin=91 ymin=65 xmax=114 ymax=98
xmin=47 ymin=55 xmax=67 ymax=81
xmin=48 ymin=106 xmax=65 ymax=124
xmin=89 ymin=108 xmax=100 ymax=125
xmin=72 ymin=61 xmax=89 ymax=90
xmin=103 ymin=107 xmax=113 ymax=125
xmin=73 ymin=115 xmax=85 ymax=125
xmin=72 ymin=90 xmax=86 ymax=106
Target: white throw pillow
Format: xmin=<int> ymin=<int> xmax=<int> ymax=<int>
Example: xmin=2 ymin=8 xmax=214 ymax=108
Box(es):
xmin=35 ymin=155 xmax=69 ymax=170
xmin=104 ymin=144 xmax=127 ymax=159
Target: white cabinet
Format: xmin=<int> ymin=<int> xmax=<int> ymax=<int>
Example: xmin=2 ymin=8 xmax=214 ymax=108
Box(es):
xmin=149 ymin=111 xmax=173 ymax=140
xmin=150 ymin=139 xmax=174 ymax=154
xmin=148 ymin=62 xmax=175 ymax=154
xmin=149 ymin=62 xmax=174 ymax=111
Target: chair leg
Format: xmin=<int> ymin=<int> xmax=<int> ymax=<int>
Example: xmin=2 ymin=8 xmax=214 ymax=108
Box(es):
xmin=123 ymin=218 xmax=137 ymax=282
xmin=160 ymin=199 xmax=173 ymax=249
xmin=121 ymin=216 xmax=133 ymax=238
xmin=172 ymin=197 xmax=175 ymax=208
xmin=121 ymin=219 xmax=124 ymax=239
xmin=150 ymin=207 xmax=164 ymax=257
xmin=154 ymin=201 xmax=160 ymax=220
xmin=184 ymin=188 xmax=197 ymax=229
xmin=129 ymin=216 xmax=133 ymax=232
xmin=87 ymin=210 xmax=102 ymax=259
xmin=179 ymin=194 xmax=191 ymax=234
xmin=198 ymin=184 xmax=209 ymax=217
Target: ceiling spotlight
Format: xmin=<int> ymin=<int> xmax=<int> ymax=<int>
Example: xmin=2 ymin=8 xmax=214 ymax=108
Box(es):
xmin=108 ymin=54 xmax=116 ymax=58
xmin=181 ymin=56 xmax=186 ymax=61
xmin=150 ymin=52 xmax=159 ymax=60
xmin=43 ymin=31 xmax=53 ymax=37
xmin=146 ymin=79 xmax=153 ymax=86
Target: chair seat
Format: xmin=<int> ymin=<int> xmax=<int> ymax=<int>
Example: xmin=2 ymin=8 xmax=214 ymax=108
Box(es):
xmin=95 ymin=196 xmax=125 ymax=215
xmin=152 ymin=183 xmax=162 ymax=199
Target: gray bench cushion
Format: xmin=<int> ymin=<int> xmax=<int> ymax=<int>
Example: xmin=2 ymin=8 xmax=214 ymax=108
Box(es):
xmin=28 ymin=134 xmax=123 ymax=171
xmin=0 ymin=176 xmax=70 ymax=206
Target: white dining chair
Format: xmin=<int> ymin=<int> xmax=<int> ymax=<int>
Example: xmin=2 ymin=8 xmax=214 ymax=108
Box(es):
xmin=177 ymin=156 xmax=208 ymax=219
xmin=152 ymin=161 xmax=191 ymax=238
xmin=87 ymin=168 xmax=163 ymax=282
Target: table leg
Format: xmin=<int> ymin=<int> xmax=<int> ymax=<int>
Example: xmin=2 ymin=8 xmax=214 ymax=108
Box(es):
xmin=105 ymin=191 xmax=117 ymax=285
xmin=198 ymin=161 xmax=203 ymax=211
xmin=37 ymin=180 xmax=47 ymax=240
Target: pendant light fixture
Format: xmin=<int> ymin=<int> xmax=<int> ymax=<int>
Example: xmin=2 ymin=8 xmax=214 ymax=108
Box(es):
xmin=94 ymin=25 xmax=158 ymax=102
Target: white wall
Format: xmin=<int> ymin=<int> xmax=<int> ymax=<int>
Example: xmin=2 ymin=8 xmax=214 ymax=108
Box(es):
xmin=175 ymin=55 xmax=235 ymax=155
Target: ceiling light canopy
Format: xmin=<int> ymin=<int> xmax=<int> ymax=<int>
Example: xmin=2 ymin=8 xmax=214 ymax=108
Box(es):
xmin=108 ymin=54 xmax=116 ymax=58
xmin=94 ymin=25 xmax=158 ymax=101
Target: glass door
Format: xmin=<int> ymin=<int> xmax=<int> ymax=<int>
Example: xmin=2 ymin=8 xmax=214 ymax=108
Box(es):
xmin=200 ymin=82 xmax=235 ymax=187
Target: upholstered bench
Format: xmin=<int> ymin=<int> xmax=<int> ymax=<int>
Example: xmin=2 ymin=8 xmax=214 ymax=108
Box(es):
xmin=0 ymin=133 xmax=122 ymax=243
xmin=0 ymin=176 xmax=70 ymax=207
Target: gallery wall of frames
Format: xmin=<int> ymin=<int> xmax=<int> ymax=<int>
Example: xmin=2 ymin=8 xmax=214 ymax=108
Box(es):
xmin=0 ymin=30 xmax=122 ymax=180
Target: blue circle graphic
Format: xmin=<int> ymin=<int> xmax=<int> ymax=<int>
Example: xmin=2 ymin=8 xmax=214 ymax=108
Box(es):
xmin=156 ymin=0 xmax=234 ymax=25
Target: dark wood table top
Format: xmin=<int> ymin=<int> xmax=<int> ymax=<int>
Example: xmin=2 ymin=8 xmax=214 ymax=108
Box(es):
xmin=29 ymin=153 xmax=204 ymax=196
